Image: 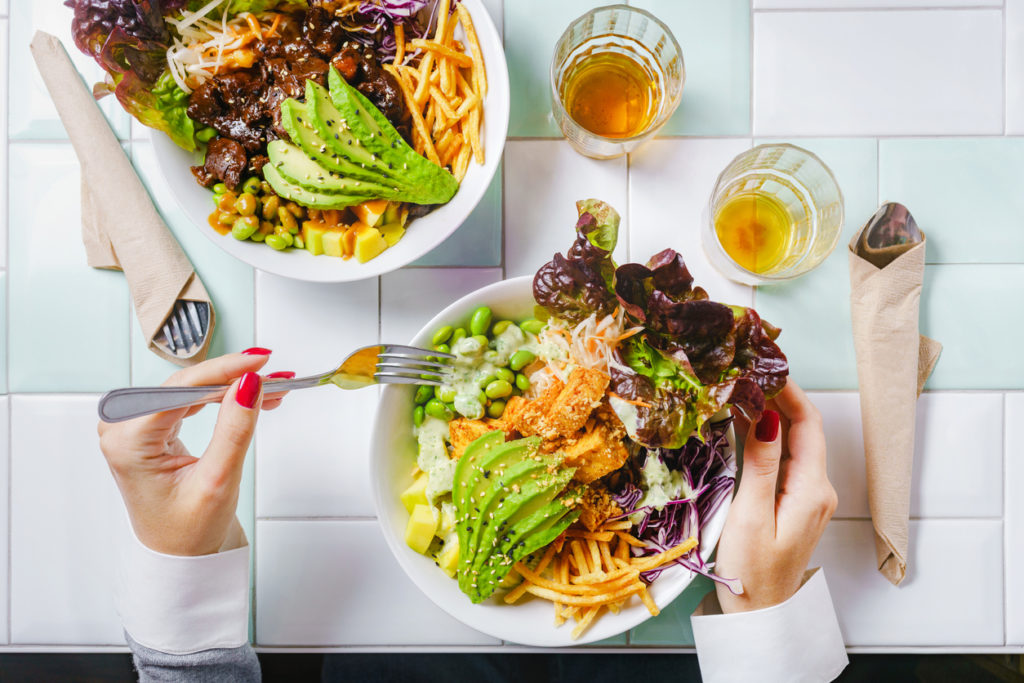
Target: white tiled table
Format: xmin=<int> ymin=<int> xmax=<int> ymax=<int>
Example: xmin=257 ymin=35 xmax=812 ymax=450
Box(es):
xmin=4 ymin=0 xmax=1023 ymax=654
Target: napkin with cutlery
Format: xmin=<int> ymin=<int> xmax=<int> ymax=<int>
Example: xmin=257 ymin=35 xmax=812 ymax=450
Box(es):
xmin=30 ymin=31 xmax=215 ymax=366
xmin=849 ymin=203 xmax=942 ymax=586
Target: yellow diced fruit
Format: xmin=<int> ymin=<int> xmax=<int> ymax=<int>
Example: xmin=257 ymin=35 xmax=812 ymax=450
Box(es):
xmin=352 ymin=199 xmax=389 ymax=227
xmin=382 ymin=201 xmax=402 ymax=225
xmin=405 ymin=504 xmax=438 ymax=555
xmin=322 ymin=229 xmax=344 ymax=258
xmin=301 ymin=221 xmax=326 ymax=256
xmin=354 ymin=225 xmax=389 ymax=263
xmin=437 ymin=536 xmax=459 ymax=577
xmin=379 ymin=222 xmax=405 ymax=247
xmin=400 ymin=473 xmax=429 ymax=514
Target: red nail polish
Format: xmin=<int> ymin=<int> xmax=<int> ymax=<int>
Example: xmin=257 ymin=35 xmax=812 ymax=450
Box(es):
xmin=242 ymin=347 xmax=272 ymax=356
xmin=755 ymin=409 xmax=780 ymax=442
xmin=236 ymin=372 xmax=262 ymax=409
xmin=265 ymin=371 xmax=296 ymax=379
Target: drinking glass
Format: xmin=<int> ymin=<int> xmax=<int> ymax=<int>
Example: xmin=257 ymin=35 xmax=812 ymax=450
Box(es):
xmin=702 ymin=144 xmax=844 ymax=285
xmin=550 ymin=5 xmax=684 ymax=159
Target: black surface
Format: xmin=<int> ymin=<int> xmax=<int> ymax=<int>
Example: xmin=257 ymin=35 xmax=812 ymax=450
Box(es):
xmin=0 ymin=653 xmax=1019 ymax=682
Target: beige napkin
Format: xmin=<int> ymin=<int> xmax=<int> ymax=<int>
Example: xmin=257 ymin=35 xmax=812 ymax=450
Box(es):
xmin=30 ymin=31 xmax=215 ymax=366
xmin=849 ymin=223 xmax=942 ymax=586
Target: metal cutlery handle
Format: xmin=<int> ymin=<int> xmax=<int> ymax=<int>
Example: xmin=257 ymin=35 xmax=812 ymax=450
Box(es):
xmin=97 ymin=375 xmax=326 ymax=423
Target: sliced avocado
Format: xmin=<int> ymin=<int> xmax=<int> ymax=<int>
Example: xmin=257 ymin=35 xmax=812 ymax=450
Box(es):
xmin=263 ymin=163 xmax=363 ymax=209
xmin=268 ymin=133 xmax=390 ymax=199
xmin=452 ymin=430 xmax=505 ymax=507
xmin=470 ymin=468 xmax=575 ymax=575
xmin=306 ymin=80 xmax=395 ymax=182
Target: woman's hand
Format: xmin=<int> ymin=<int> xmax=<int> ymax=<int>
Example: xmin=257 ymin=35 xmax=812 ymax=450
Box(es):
xmin=714 ymin=379 xmax=838 ymax=613
xmin=98 ymin=350 xmax=290 ymax=557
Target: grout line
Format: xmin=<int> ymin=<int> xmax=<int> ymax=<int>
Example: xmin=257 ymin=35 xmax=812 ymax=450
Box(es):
xmin=750 ymin=0 xmax=756 ymax=136
xmin=1002 ymin=392 xmax=1008 ymax=645
xmin=6 ymin=398 xmax=11 ymax=644
xmin=752 ymin=5 xmax=1003 ymax=13
xmin=256 ymin=516 xmax=378 ymax=522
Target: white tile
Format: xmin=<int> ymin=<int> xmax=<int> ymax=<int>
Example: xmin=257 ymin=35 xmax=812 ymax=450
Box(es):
xmin=10 ymin=396 xmax=127 ymax=645
xmin=255 ymin=520 xmax=501 ymax=645
xmin=0 ymin=399 xmax=8 ymax=644
xmin=812 ymin=519 xmax=1003 ymax=646
xmin=1009 ymin=0 xmax=1024 ymax=134
xmin=753 ymin=10 xmax=1003 ymax=136
xmin=503 ymin=141 xmax=628 ymax=278
xmin=0 ymin=20 xmax=8 ymax=266
xmin=755 ymin=0 xmax=999 ymax=6
xmin=814 ymin=392 xmax=1004 ymax=519
xmin=1007 ymin=393 xmax=1024 ymax=644
xmin=380 ymin=268 xmax=503 ymax=345
xmin=10 ymin=0 xmax=129 ymax=139
xmin=628 ymin=138 xmax=754 ymax=308
xmin=254 ymin=273 xmax=378 ymax=518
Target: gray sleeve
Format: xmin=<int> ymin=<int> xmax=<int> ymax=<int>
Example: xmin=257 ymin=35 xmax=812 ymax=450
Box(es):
xmin=126 ymin=631 xmax=261 ymax=683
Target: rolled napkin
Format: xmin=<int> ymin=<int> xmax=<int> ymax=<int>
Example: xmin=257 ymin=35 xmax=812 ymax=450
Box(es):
xmin=848 ymin=203 xmax=942 ymax=586
xmin=30 ymin=31 xmax=215 ymax=366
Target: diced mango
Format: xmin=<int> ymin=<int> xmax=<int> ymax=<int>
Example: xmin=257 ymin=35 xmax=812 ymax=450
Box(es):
xmin=382 ymin=201 xmax=402 ymax=226
xmin=354 ymin=225 xmax=389 ymax=263
xmin=322 ymin=229 xmax=344 ymax=257
xmin=436 ymin=536 xmax=459 ymax=577
xmin=352 ymin=199 xmax=388 ymax=227
xmin=301 ymin=221 xmax=326 ymax=256
xmin=405 ymin=504 xmax=438 ymax=555
xmin=379 ymin=221 xmax=405 ymax=247
xmin=400 ymin=473 xmax=429 ymax=514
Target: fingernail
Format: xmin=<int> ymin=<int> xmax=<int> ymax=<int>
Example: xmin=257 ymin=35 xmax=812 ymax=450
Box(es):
xmin=242 ymin=347 xmax=272 ymax=356
xmin=265 ymin=371 xmax=296 ymax=379
xmin=755 ymin=409 xmax=780 ymax=442
xmin=236 ymin=372 xmax=262 ymax=409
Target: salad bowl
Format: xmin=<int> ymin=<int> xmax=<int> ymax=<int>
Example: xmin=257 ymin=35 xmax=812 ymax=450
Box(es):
xmin=151 ymin=0 xmax=509 ymax=283
xmin=369 ymin=276 xmax=736 ymax=647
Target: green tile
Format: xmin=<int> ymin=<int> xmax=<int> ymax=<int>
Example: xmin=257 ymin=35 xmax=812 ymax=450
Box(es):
xmin=629 ymin=575 xmax=714 ymax=646
xmin=129 ymin=142 xmax=254 ymax=386
xmin=505 ymin=0 xmax=609 ymax=137
xmin=10 ymin=0 xmax=130 ymax=140
xmin=412 ymin=163 xmax=502 ymax=267
xmin=754 ymin=138 xmax=877 ymax=390
xmin=879 ymin=138 xmax=1024 ymax=264
xmin=921 ymin=264 xmax=1024 ymax=390
xmin=632 ymin=0 xmax=750 ymax=136
xmin=9 ymin=143 xmax=130 ymax=392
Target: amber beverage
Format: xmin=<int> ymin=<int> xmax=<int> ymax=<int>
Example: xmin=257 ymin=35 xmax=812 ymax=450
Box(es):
xmin=550 ymin=5 xmax=683 ymax=159
xmin=703 ymin=144 xmax=844 ymax=285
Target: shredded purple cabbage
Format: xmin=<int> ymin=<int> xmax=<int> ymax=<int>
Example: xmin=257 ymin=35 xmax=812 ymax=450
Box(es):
xmin=350 ymin=0 xmax=454 ymax=60
xmin=609 ymin=419 xmax=743 ymax=595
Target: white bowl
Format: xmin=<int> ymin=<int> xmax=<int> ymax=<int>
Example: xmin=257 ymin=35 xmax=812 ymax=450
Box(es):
xmin=151 ymin=0 xmax=509 ymax=282
xmin=370 ymin=276 xmax=736 ymax=647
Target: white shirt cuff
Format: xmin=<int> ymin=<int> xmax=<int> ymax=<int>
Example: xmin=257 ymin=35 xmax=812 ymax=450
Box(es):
xmin=691 ymin=568 xmax=848 ymax=683
xmin=115 ymin=524 xmax=251 ymax=655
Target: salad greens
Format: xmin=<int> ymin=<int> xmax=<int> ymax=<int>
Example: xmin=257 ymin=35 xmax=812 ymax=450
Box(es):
xmin=533 ymin=199 xmax=789 ymax=449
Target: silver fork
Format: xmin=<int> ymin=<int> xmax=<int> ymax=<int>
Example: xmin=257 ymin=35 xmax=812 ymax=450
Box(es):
xmin=159 ymin=301 xmax=211 ymax=357
xmin=98 ymin=344 xmax=453 ymax=423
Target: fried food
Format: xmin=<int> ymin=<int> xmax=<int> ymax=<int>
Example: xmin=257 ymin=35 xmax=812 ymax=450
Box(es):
xmin=577 ymin=485 xmax=623 ymax=532
xmin=448 ymin=419 xmax=495 ymax=460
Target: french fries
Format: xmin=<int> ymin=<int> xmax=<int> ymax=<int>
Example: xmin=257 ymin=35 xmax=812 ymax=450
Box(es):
xmin=390 ymin=0 xmax=486 ymax=181
xmin=505 ymin=518 xmax=699 ymax=640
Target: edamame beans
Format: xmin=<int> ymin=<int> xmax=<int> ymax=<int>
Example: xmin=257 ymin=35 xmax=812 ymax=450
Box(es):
xmin=424 ymin=399 xmax=453 ymax=421
xmin=451 ymin=328 xmax=467 ymax=343
xmin=234 ymin=193 xmax=257 ymax=216
xmin=265 ymin=234 xmax=288 ymax=250
xmin=242 ymin=177 xmax=262 ymax=195
xmin=471 ymin=334 xmax=489 ymax=348
xmin=436 ymin=386 xmax=457 ymax=403
xmin=469 ymin=306 xmax=492 ymax=336
xmin=231 ymin=216 xmax=259 ymax=240
xmin=433 ymin=343 xmax=450 ymax=354
xmin=509 ymin=350 xmax=536 ymax=371
xmin=515 ymin=373 xmax=530 ymax=391
xmin=432 ymin=325 xmax=453 ymax=345
xmin=414 ymin=385 xmax=434 ymax=405
xmin=495 ymin=367 xmax=515 ymax=383
xmin=491 ymin=320 xmax=513 ymax=336
xmin=212 ymin=183 xmax=228 ymax=195
xmin=413 ymin=406 xmax=425 ymax=426
xmin=487 ymin=400 xmax=506 ymax=419
xmin=485 ymin=379 xmax=513 ymax=399
xmin=520 ymin=319 xmax=545 ymax=335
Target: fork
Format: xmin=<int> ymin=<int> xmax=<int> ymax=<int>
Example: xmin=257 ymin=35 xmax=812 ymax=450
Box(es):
xmin=159 ymin=300 xmax=210 ymax=357
xmin=98 ymin=344 xmax=454 ymax=423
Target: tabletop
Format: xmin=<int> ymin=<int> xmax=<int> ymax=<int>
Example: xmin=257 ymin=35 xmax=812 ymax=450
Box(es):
xmin=1 ymin=0 xmax=1022 ymax=655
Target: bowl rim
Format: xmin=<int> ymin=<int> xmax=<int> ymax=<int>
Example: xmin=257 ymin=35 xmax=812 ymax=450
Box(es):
xmin=369 ymin=275 xmax=736 ymax=647
xmin=149 ymin=0 xmax=509 ymax=283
